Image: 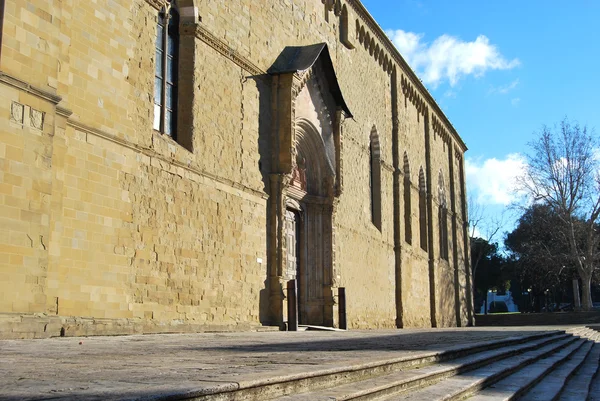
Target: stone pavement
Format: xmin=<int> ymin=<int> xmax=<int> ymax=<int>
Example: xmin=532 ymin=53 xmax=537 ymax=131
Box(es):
xmin=0 ymin=326 xmax=581 ymax=400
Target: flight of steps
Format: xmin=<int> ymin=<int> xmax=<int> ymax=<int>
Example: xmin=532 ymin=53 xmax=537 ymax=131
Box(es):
xmin=269 ymin=326 xmax=600 ymax=401
xmin=182 ymin=327 xmax=600 ymax=401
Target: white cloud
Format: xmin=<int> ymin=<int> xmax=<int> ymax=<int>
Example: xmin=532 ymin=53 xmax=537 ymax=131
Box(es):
xmin=386 ymin=30 xmax=520 ymax=88
xmin=489 ymin=79 xmax=519 ymax=95
xmin=444 ymin=89 xmax=457 ymax=98
xmin=466 ymin=154 xmax=526 ymax=205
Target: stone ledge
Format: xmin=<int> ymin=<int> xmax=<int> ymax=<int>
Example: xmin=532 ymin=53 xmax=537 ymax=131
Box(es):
xmin=0 ymin=313 xmax=278 ymax=340
xmin=475 ymin=312 xmax=600 ymax=327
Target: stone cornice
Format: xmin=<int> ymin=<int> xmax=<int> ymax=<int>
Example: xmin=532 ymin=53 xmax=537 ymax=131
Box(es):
xmin=346 ymin=0 xmax=467 ymax=152
xmin=401 ymin=74 xmax=428 ymax=117
xmin=0 ymin=71 xmax=62 ymax=105
xmin=431 ymin=114 xmax=451 ymax=145
xmin=56 ymin=105 xmax=73 ymax=118
xmin=195 ymin=25 xmax=265 ymax=76
xmin=454 ymin=145 xmax=463 ymax=162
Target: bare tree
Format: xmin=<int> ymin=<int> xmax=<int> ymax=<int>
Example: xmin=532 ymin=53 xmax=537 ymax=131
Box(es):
xmin=518 ymin=118 xmax=600 ymax=310
xmin=468 ymin=195 xmax=504 ymax=285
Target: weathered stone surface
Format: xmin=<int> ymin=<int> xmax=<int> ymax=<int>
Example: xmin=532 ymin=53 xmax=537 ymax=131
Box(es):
xmin=0 ymin=0 xmax=471 ymax=336
xmin=0 ymin=327 xmax=566 ymax=400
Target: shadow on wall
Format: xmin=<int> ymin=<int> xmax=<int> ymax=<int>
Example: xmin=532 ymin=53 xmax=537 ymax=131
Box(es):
xmin=247 ymin=72 xmax=272 ymax=326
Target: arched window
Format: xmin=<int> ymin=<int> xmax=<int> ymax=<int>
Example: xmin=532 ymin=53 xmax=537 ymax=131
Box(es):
xmin=403 ymin=152 xmax=412 ymax=244
xmin=370 ymin=127 xmax=382 ymax=231
xmin=438 ymin=172 xmax=449 ymax=260
xmin=340 ymin=5 xmax=354 ymax=49
xmin=153 ymin=1 xmax=179 ymax=138
xmin=419 ymin=167 xmax=427 ymax=251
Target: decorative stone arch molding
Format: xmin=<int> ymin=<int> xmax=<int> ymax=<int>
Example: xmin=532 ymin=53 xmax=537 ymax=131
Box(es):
xmin=432 ymin=114 xmax=451 ymax=152
xmin=354 ymin=18 xmax=394 ymax=75
xmin=401 ymin=74 xmax=428 ymax=121
xmin=294 ymin=118 xmax=335 ymax=197
xmin=266 ymin=43 xmax=352 ymax=328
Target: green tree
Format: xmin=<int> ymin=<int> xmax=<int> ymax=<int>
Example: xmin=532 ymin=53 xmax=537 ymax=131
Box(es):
xmin=505 ymin=204 xmax=575 ymax=311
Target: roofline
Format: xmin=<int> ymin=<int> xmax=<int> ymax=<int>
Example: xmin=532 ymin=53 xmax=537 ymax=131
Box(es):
xmin=268 ymin=43 xmax=353 ymax=118
xmin=347 ymin=0 xmax=468 ymax=152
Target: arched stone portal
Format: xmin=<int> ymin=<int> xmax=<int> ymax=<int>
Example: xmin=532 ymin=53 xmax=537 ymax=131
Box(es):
xmin=287 ymin=119 xmax=335 ymax=325
xmin=266 ymin=43 xmax=352 ymax=328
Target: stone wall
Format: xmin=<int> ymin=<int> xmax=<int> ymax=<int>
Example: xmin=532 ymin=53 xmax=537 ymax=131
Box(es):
xmin=476 ymin=312 xmax=600 ymax=327
xmin=0 ymin=0 xmax=471 ymax=338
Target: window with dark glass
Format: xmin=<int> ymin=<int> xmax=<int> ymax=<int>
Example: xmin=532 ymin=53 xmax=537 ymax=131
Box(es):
xmin=154 ymin=2 xmax=179 ymax=138
xmin=419 ymin=168 xmax=428 ymax=251
xmin=438 ymin=173 xmax=449 ymax=260
xmin=403 ymin=152 xmax=412 ymax=244
xmin=370 ymin=128 xmax=382 ymax=231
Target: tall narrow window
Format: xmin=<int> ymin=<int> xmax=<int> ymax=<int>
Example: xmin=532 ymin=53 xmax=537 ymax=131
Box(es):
xmin=419 ymin=168 xmax=428 ymax=251
xmin=438 ymin=172 xmax=449 ymax=260
xmin=154 ymin=1 xmax=179 ymax=138
xmin=339 ymin=5 xmax=354 ymax=49
xmin=0 ymin=0 xmax=5 ymax=60
xmin=403 ymin=152 xmax=412 ymax=244
xmin=370 ymin=127 xmax=382 ymax=231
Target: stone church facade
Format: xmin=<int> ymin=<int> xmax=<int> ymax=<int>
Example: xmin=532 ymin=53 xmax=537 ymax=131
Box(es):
xmin=0 ymin=0 xmax=473 ymax=338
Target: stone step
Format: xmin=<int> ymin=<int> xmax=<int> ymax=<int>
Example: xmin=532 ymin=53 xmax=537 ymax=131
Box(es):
xmin=518 ymin=339 xmax=594 ymax=400
xmin=565 ymin=327 xmax=598 ymax=344
xmin=566 ymin=327 xmax=597 ymax=339
xmin=381 ymin=337 xmax=583 ymax=401
xmin=203 ymin=331 xmax=565 ymax=401
xmin=587 ymin=325 xmax=600 ymax=333
xmin=557 ymin=336 xmax=600 ymax=401
xmin=589 ymin=357 xmax=600 ymax=401
xmin=465 ymin=338 xmax=589 ymax=401
xmin=273 ymin=332 xmax=573 ymax=401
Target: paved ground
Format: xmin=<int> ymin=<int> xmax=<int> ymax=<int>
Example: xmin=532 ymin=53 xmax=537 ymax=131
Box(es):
xmin=0 ymin=326 xmax=580 ymax=400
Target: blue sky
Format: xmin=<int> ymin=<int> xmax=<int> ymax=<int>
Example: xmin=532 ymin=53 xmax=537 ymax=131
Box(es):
xmin=361 ymin=0 xmax=600 ymax=239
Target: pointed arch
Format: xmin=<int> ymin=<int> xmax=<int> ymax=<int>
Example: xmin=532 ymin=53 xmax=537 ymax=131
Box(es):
xmin=437 ymin=171 xmax=446 ymax=207
xmin=295 ymin=118 xmax=334 ymax=196
xmin=370 ymin=126 xmax=382 ymax=231
xmin=419 ymin=167 xmax=428 ymax=251
xmin=340 ymin=5 xmax=354 ymax=49
xmin=438 ymin=171 xmax=449 ymax=260
xmin=403 ymin=152 xmax=412 ymax=244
